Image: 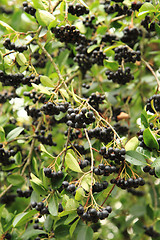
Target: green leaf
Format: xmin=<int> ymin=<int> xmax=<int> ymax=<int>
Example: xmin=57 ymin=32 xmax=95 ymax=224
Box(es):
xmin=125 ymin=150 xmax=146 ymax=166
xmin=36 ymin=10 xmax=55 ymax=27
xmin=7 ymin=174 xmax=24 ymax=186
xmin=30 ymin=173 xmax=47 ymax=195
xmin=75 ymin=187 xmax=85 ymax=201
xmin=65 ymin=199 xmax=78 ymax=212
xmin=40 ymin=144 xmax=55 ymax=159
xmin=155 ymin=23 xmax=160 ymax=36
xmin=81 ymin=173 xmax=92 ymax=191
xmin=54 ymin=225 xmax=70 ymax=239
xmin=57 ymin=49 xmax=69 ymax=67
xmin=0 ymin=127 xmax=5 ymax=142
xmin=104 ymin=60 xmax=119 ymax=70
xmin=48 ymin=19 xmax=58 ymax=30
xmin=59 ymin=88 xmax=69 ymax=100
xmin=87 ymin=45 xmax=99 ymax=54
xmin=31 ymin=83 xmax=52 ymax=95
xmin=32 ymin=0 xmax=47 ymax=10
xmin=6 ymin=127 xmax=24 ymax=141
xmin=0 ymin=20 xmax=15 ymax=32
xmin=138 ymin=3 xmax=155 ymax=16
xmin=76 ymin=225 xmax=93 ymax=240
xmin=143 ymin=128 xmax=159 ymax=150
xmin=21 ymin=227 xmax=46 ymax=240
xmin=69 ymin=218 xmax=79 ymax=237
xmin=151 ymin=157 xmax=160 ymax=168
xmin=141 ymin=110 xmax=149 ymax=128
xmin=16 ymin=53 xmax=27 ymax=66
xmin=136 ymin=147 xmax=151 ymax=159
xmin=64 ymin=213 xmax=77 ymax=225
xmin=48 ymin=195 xmax=58 ymax=216
xmin=13 ymin=210 xmax=37 ymax=227
xmin=65 ymin=152 xmax=83 ymax=173
xmin=40 ymin=75 xmax=55 ymax=88
xmin=146 ymin=204 xmax=154 ymax=220
xmin=44 ymin=215 xmax=54 ymax=232
xmin=125 ymin=137 xmax=139 ymax=151
xmin=71 ymin=80 xmax=81 ymax=103
xmin=79 ymin=0 xmax=89 ymax=8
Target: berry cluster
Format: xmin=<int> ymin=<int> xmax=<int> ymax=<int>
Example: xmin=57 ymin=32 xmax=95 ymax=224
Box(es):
xmin=0 ymin=6 xmax=13 ymax=14
xmin=92 ymin=181 xmax=108 ymax=193
xmin=104 ymin=2 xmax=132 ymax=16
xmin=131 ymin=1 xmax=143 ymax=11
xmin=3 ymin=38 xmax=28 ymax=52
xmin=110 ymin=177 xmax=145 ymax=189
xmin=82 ymin=83 xmax=90 ymax=89
xmin=0 ymin=193 xmax=16 ymax=205
xmin=138 ymin=129 xmax=160 ymax=150
xmin=66 ymin=107 xmax=95 ymax=129
xmin=101 ymin=32 xmax=118 ymax=44
xmin=141 ymin=16 xmax=157 ymax=32
xmin=33 ymin=52 xmax=48 ymax=68
xmin=22 ymin=1 xmax=36 ymax=17
xmin=99 ymin=146 xmax=126 ymax=164
xmin=4 ymin=233 xmax=12 ymax=240
xmin=40 ymin=102 xmax=69 ymax=116
xmin=31 ymin=201 xmax=49 ymax=215
xmin=83 ymin=15 xmax=96 ymax=29
xmin=88 ymin=93 xmax=105 ymax=111
xmin=17 ymin=186 xmax=33 ymax=198
xmin=77 ymin=205 xmax=112 ymax=223
xmin=0 ymin=71 xmax=40 ymax=87
xmin=64 ymin=129 xmax=80 ymax=141
xmin=21 ymin=75 xmax=41 ymax=86
xmin=113 ymin=123 xmax=129 ymax=135
xmin=0 ymin=144 xmax=15 ymax=166
xmin=127 ymin=188 xmax=145 ymax=196
xmin=51 ymin=25 xmax=86 ymax=44
xmin=146 ymin=94 xmax=160 ymax=113
xmin=35 ymin=131 xmax=57 ymax=146
xmin=106 ymin=67 xmax=134 ymax=84
xmin=88 ymin=127 xmax=114 ymax=145
xmin=72 ymin=143 xmax=86 ymax=155
xmin=143 ymin=165 xmax=158 ymax=178
xmin=114 ymin=46 xmax=141 ymax=64
xmin=94 ymin=163 xmax=118 ymax=176
xmin=80 ymin=159 xmax=90 ymax=169
xmin=62 ymin=181 xmax=76 ymax=195
xmin=121 ymin=27 xmax=142 ymax=47
xmin=23 ymin=90 xmax=46 ymax=103
xmin=68 ymin=3 xmax=89 ymax=16
xmin=0 ymin=70 xmax=24 ymax=87
xmin=44 ymin=168 xmax=64 ymax=179
xmin=0 ymin=91 xmax=17 ymax=103
xmin=74 ymin=44 xmax=107 ymax=75
xmin=144 ymin=226 xmax=160 ymax=238
xmin=24 ymin=105 xmax=42 ymax=119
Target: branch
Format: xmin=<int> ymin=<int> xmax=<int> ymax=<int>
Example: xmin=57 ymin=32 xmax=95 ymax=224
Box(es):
xmin=84 ymin=129 xmax=94 ymax=194
xmin=61 ymin=126 xmax=71 ymax=169
xmin=142 ymin=58 xmax=160 ymax=92
xmin=0 ymin=184 xmax=13 ymax=199
xmin=21 ymin=116 xmax=43 ymax=175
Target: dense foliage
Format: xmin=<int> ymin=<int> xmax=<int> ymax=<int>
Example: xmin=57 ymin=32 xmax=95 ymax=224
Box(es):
xmin=0 ymin=0 xmax=160 ymax=239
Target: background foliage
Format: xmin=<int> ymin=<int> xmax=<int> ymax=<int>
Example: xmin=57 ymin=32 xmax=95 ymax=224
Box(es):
xmin=0 ymin=0 xmax=160 ymax=239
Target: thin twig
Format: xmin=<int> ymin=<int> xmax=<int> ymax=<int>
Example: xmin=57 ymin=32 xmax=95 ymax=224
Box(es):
xmin=84 ymin=129 xmax=94 ymax=195
xmin=0 ymin=184 xmax=13 ymax=199
xmin=52 ymin=0 xmax=62 ymax=13
xmin=142 ymin=58 xmax=160 ymax=92
xmin=61 ymin=126 xmax=71 ymax=169
xmin=21 ymin=117 xmax=43 ymax=175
